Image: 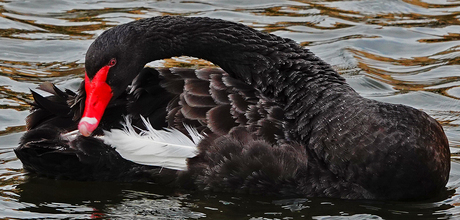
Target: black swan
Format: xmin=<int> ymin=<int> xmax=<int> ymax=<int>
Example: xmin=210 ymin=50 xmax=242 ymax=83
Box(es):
xmin=15 ymin=16 xmax=450 ymax=200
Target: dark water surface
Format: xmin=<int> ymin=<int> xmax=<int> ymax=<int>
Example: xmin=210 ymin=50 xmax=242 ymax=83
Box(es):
xmin=1 ymin=0 xmax=460 ymax=219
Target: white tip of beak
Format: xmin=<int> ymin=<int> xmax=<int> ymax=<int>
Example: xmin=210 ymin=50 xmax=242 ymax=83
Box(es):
xmin=78 ymin=117 xmax=98 ymax=137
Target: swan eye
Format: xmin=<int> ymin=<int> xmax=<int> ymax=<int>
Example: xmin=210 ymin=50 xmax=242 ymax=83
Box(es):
xmin=108 ymin=58 xmax=117 ymax=67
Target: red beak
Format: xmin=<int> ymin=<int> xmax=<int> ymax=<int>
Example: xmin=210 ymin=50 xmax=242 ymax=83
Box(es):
xmin=78 ymin=65 xmax=113 ymax=136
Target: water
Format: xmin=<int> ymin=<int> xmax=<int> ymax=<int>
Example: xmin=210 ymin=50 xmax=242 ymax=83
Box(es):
xmin=0 ymin=0 xmax=459 ymax=219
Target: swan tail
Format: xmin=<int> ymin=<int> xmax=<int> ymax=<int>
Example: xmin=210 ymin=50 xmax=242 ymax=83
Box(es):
xmin=102 ymin=116 xmax=202 ymax=171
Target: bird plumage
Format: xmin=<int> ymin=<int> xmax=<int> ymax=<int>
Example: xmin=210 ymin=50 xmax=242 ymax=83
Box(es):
xmin=15 ymin=16 xmax=450 ymax=200
xmin=103 ymin=116 xmax=202 ymax=171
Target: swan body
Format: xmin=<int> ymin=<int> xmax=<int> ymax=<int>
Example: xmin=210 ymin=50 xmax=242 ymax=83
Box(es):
xmin=15 ymin=16 xmax=450 ymax=200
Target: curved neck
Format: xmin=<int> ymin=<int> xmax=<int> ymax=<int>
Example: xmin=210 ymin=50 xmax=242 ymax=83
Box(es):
xmin=121 ymin=17 xmax=349 ymax=103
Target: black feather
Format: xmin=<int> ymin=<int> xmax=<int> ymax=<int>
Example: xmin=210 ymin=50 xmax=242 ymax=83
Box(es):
xmin=15 ymin=16 xmax=450 ymax=201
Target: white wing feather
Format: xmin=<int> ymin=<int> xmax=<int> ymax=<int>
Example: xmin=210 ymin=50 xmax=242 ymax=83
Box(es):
xmin=102 ymin=116 xmax=202 ymax=171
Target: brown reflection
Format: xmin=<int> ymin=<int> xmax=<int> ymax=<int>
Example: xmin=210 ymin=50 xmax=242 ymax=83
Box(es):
xmin=0 ymin=125 xmax=26 ymax=135
xmin=402 ymin=0 xmax=460 ymax=9
xmin=252 ymin=5 xmax=355 ymax=31
xmin=0 ymin=7 xmax=153 ymax=39
xmin=291 ymin=0 xmax=460 ymax=30
xmin=0 ymin=60 xmax=84 ymax=81
xmin=435 ymin=111 xmax=460 ymax=129
xmin=0 ymin=85 xmax=32 ymax=110
xmin=160 ymin=57 xmax=216 ymax=68
xmin=351 ymin=48 xmax=446 ymax=68
xmin=300 ymin=35 xmax=379 ymax=47
xmin=0 ymin=15 xmax=97 ymax=39
xmin=420 ymin=33 xmax=460 ymax=44
xmin=349 ymin=48 xmax=460 ymax=95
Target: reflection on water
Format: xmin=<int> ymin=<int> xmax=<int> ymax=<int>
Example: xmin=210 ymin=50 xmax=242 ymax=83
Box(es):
xmin=0 ymin=0 xmax=459 ymax=219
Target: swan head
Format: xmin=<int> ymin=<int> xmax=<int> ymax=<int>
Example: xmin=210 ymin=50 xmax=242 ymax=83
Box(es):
xmin=79 ymin=23 xmax=148 ymax=136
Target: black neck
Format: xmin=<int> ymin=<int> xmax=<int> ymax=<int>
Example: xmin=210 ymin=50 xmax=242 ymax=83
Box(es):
xmin=123 ymin=16 xmax=350 ymax=103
